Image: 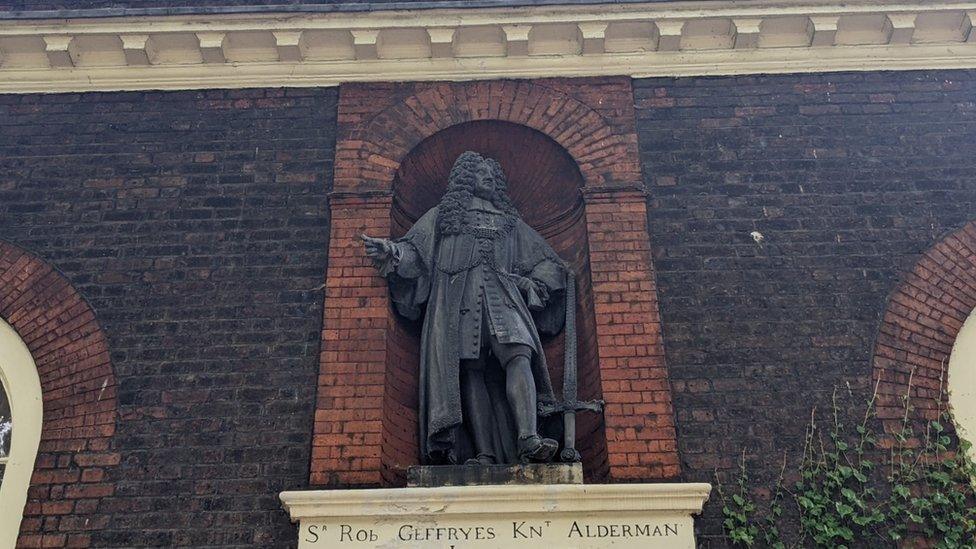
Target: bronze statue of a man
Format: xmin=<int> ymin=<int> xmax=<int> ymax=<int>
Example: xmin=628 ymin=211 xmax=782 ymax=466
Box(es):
xmin=362 ymin=151 xmax=568 ymax=466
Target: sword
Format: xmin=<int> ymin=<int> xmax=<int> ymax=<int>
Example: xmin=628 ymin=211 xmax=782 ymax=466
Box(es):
xmin=559 ymin=268 xmax=604 ymax=463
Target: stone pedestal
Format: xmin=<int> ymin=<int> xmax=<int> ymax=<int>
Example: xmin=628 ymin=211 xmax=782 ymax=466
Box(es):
xmin=280 ymin=482 xmax=712 ymax=549
xmin=407 ymin=463 xmax=583 ymax=487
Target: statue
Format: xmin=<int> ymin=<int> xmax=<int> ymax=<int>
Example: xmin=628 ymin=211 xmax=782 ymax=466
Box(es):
xmin=362 ymin=151 xmax=569 ymax=466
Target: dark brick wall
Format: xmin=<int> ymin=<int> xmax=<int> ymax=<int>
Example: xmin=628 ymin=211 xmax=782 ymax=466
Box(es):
xmin=635 ymin=70 xmax=976 ymax=545
xmin=0 ymin=87 xmax=337 ymax=547
xmin=3 ymin=70 xmax=975 ymax=548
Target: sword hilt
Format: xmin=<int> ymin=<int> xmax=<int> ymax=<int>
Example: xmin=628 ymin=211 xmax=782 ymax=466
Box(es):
xmin=559 ymin=400 xmax=604 ymax=463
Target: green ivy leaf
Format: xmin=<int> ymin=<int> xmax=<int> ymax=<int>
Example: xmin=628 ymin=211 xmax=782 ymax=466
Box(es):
xmin=836 ymin=502 xmax=854 ymax=517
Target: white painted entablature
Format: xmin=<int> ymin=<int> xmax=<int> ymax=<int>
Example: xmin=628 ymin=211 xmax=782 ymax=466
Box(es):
xmin=0 ymin=1 xmax=975 ymax=92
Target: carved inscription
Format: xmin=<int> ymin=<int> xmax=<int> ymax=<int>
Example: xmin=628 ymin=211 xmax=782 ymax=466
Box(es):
xmin=301 ymin=519 xmax=682 ymax=548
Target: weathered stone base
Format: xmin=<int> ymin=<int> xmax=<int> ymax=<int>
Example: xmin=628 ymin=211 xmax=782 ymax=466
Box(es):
xmin=407 ymin=463 xmax=583 ymax=487
xmin=280 ymin=482 xmax=711 ymax=549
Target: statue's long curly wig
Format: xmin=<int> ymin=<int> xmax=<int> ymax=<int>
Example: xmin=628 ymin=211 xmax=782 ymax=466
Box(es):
xmin=437 ymin=151 xmax=519 ymax=236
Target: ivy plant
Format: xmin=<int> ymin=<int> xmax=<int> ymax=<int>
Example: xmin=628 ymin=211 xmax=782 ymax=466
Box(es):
xmin=718 ymin=371 xmax=976 ymax=548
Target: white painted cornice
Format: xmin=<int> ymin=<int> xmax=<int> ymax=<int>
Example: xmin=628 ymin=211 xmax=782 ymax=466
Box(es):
xmin=280 ymin=482 xmax=714 ymax=519
xmin=1 ymin=1 xmax=976 ymax=93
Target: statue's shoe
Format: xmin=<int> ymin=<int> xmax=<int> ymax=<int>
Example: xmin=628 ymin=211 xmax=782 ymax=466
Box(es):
xmin=518 ymin=434 xmax=558 ymax=463
xmin=464 ymin=453 xmax=496 ymax=466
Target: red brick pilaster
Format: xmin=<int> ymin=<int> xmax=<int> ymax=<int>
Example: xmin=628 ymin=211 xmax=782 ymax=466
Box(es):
xmin=312 ymin=192 xmax=393 ymax=487
xmin=583 ymin=188 xmax=680 ymax=481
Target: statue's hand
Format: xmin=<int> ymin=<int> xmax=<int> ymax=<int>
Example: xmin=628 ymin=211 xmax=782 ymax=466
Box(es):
xmin=515 ymin=276 xmax=549 ymax=305
xmin=361 ymin=234 xmax=394 ymax=262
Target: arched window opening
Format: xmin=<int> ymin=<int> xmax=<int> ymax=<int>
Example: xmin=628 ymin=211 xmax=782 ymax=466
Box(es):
xmin=1 ymin=385 xmax=10 ymax=476
xmin=949 ymin=309 xmax=976 ymax=459
xmin=0 ymin=317 xmax=43 ymax=547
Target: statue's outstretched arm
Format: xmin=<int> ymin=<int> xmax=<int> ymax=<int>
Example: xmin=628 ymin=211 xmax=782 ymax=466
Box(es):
xmin=361 ymin=207 xmax=440 ymax=320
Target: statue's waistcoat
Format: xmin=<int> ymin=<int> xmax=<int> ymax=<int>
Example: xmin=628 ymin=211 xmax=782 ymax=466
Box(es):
xmin=446 ymin=207 xmax=534 ymax=359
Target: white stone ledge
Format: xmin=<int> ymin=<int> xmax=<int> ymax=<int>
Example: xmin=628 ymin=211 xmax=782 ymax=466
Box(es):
xmin=281 ymin=482 xmax=713 ymax=518
xmin=280 ymin=482 xmax=712 ymax=549
xmin=0 ymin=1 xmax=975 ymax=93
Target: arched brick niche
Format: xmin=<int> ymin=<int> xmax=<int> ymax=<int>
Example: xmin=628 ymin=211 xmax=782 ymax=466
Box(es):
xmin=872 ymin=221 xmax=976 ymax=432
xmin=313 ymin=78 xmax=679 ymax=487
xmin=385 ymin=120 xmax=608 ymax=483
xmin=332 ymin=79 xmax=644 ymax=195
xmin=392 ymin=120 xmax=585 ymax=230
xmin=0 ymin=241 xmax=119 ymax=548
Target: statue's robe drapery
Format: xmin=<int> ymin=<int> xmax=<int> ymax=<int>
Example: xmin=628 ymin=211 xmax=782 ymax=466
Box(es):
xmin=380 ymin=205 xmax=567 ymax=464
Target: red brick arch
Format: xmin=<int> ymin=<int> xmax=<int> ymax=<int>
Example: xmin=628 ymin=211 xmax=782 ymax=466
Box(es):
xmin=332 ymin=79 xmax=644 ymax=193
xmin=0 ymin=241 xmax=118 ymax=548
xmin=872 ymin=221 xmax=976 ymax=427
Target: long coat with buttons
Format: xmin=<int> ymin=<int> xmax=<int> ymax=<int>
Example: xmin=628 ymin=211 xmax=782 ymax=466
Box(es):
xmin=381 ymin=204 xmax=567 ymax=464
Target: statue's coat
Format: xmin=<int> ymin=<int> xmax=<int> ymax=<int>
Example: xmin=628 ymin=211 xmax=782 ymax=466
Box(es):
xmin=382 ymin=205 xmax=567 ymax=464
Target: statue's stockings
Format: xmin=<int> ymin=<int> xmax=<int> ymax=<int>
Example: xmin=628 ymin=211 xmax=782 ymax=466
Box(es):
xmin=460 ymin=348 xmax=537 ymax=463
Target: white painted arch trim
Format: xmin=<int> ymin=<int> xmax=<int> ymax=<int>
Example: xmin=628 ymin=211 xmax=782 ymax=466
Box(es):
xmin=1 ymin=1 xmax=976 ymax=93
xmin=949 ymin=308 xmax=976 ymax=460
xmin=0 ymin=318 xmax=43 ymax=548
